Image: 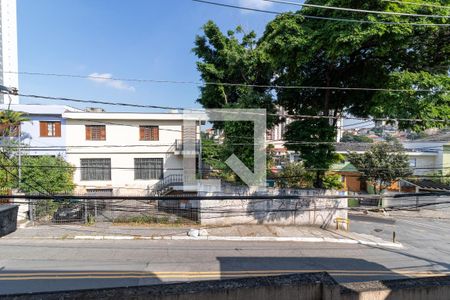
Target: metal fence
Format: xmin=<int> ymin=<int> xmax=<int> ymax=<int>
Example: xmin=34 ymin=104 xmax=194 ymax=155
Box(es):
xmin=157 ymin=193 xmax=200 ymax=222
xmin=28 ymin=197 xmax=199 ymax=225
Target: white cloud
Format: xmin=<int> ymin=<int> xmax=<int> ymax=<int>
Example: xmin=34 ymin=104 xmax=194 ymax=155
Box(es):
xmin=87 ymin=73 xmax=135 ymax=92
xmin=238 ymin=0 xmax=274 ymax=10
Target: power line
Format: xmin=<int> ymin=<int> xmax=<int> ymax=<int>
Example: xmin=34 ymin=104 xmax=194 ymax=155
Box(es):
xmin=2 ymin=163 xmax=450 ymax=173
xmin=382 ymin=0 xmax=450 ymax=10
xmin=192 ymin=0 xmax=450 ymax=26
xmin=1 ymin=191 xmax=449 ymax=200
xmin=2 ymin=142 xmax=449 ymax=156
xmin=0 ymin=151 xmax=52 ymax=196
xmin=10 ymin=199 xmax=450 ymax=218
xmin=18 ymin=93 xmax=183 ymax=111
xmin=2 ymin=140 xmax=450 ymax=149
xmin=7 ymin=71 xmax=447 ymax=93
xmin=265 ymin=0 xmax=450 ymax=19
xmin=14 ymin=92 xmax=450 ymax=124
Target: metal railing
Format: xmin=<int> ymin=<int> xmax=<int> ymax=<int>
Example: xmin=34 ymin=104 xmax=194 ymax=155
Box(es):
xmin=150 ymin=174 xmax=184 ymax=195
xmin=175 ymin=140 xmax=200 ymax=152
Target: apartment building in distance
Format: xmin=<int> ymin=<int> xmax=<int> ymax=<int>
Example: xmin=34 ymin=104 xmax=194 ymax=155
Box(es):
xmin=63 ymin=111 xmax=200 ymax=196
xmin=0 ymin=0 xmax=19 ymax=104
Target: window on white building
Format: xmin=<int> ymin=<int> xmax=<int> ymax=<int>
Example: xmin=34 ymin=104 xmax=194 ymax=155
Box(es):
xmin=40 ymin=121 xmax=61 ymax=137
xmin=409 ymin=158 xmax=417 ymax=167
xmin=139 ymin=126 xmax=159 ymax=141
xmin=134 ymin=158 xmax=163 ymax=180
xmin=85 ymin=125 xmax=106 ymax=141
xmin=80 ymin=159 xmax=111 ymax=181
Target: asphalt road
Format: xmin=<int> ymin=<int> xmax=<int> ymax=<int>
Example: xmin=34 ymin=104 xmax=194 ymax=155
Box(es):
xmin=0 ymin=238 xmax=449 ymax=295
xmin=348 ymin=206 xmax=450 ymax=284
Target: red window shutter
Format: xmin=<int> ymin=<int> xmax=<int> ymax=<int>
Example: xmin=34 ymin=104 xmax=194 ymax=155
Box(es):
xmin=100 ymin=126 xmax=106 ymax=140
xmin=85 ymin=126 xmax=92 ymax=140
xmin=40 ymin=122 xmax=48 ymax=137
xmin=55 ymin=122 xmax=62 ymax=137
xmin=139 ymin=126 xmax=145 ymax=140
xmin=152 ymin=126 xmax=159 ymax=141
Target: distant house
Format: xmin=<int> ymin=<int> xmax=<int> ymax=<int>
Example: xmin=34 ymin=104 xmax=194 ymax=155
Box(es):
xmin=330 ymin=161 xmax=362 ymax=193
xmin=333 ymin=142 xmax=450 ymax=193
xmin=63 ymin=111 xmax=200 ymax=196
xmin=0 ymin=104 xmax=82 ymax=157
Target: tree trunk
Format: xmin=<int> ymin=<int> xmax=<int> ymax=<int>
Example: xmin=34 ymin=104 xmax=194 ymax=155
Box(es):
xmin=315 ymin=171 xmax=324 ymax=189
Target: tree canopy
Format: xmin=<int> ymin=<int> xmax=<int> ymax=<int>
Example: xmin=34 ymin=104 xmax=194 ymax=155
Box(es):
xmin=259 ymin=0 xmax=449 ymax=185
xmin=0 ymin=110 xmax=29 ymax=139
xmin=19 ymin=156 xmax=75 ymax=194
xmin=193 ymin=21 xmax=278 ymax=175
xmin=0 ymin=155 xmax=75 ymax=194
xmin=194 ymin=1 xmax=449 ymax=187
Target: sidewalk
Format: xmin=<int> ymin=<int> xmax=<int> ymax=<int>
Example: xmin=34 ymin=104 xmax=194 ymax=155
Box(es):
xmin=4 ymin=223 xmax=402 ymax=248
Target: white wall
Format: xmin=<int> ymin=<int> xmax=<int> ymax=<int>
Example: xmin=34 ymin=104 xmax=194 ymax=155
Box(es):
xmin=408 ymin=153 xmax=439 ymax=176
xmin=19 ymin=116 xmax=67 ymax=157
xmin=65 ymin=117 xmax=186 ymax=195
xmin=1 ymin=0 xmax=18 ymax=104
xmin=68 ymin=153 xmax=183 ymax=196
xmin=197 ymin=190 xmax=347 ymax=228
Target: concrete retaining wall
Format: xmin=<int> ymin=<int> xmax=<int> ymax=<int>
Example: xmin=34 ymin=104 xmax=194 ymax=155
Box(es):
xmin=12 ymin=194 xmax=29 ymax=222
xmin=341 ymin=276 xmax=450 ymax=300
xmin=4 ymin=273 xmax=450 ymax=300
xmin=198 ymin=189 xmax=347 ymax=228
xmin=1 ymin=273 xmax=336 ymax=300
xmin=0 ymin=204 xmax=19 ymax=237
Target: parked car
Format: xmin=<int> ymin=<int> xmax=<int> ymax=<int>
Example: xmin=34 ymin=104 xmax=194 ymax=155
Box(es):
xmin=53 ymin=203 xmax=83 ymax=223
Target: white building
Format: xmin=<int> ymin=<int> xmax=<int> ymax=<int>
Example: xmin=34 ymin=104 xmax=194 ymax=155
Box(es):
xmin=63 ymin=111 xmax=199 ymax=196
xmin=0 ymin=0 xmax=19 ymax=104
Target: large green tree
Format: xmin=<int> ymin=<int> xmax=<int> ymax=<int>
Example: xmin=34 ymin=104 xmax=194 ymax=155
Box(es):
xmin=258 ymin=0 xmax=449 ymax=186
xmin=194 ymin=2 xmax=449 ymax=186
xmin=193 ymin=21 xmax=277 ymax=176
xmin=19 ymin=156 xmax=75 ymax=194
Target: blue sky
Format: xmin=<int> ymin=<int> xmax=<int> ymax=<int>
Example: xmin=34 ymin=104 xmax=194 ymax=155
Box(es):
xmin=17 ymin=0 xmax=294 ymax=112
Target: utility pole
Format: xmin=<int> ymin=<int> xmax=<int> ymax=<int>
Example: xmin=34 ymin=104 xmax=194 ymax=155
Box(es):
xmin=1 ymin=86 xmax=21 ymax=190
xmin=198 ymin=120 xmax=203 ymax=179
xmin=17 ymin=122 xmax=21 ymax=189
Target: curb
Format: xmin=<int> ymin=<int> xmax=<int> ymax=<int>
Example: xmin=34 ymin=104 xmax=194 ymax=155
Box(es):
xmin=69 ymin=235 xmax=403 ymax=248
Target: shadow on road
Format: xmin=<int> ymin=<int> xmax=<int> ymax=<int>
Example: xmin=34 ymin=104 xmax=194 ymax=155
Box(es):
xmin=218 ymin=256 xmax=405 ymax=283
xmin=0 ymin=269 xmax=162 ymax=296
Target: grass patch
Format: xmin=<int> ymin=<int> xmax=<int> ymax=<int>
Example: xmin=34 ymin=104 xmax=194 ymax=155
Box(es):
xmin=112 ymin=215 xmax=195 ymax=226
xmin=348 ymin=198 xmax=360 ymax=207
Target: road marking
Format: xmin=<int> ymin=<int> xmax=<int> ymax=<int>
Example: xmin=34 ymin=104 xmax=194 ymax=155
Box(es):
xmin=0 ymin=270 xmax=447 ymax=281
